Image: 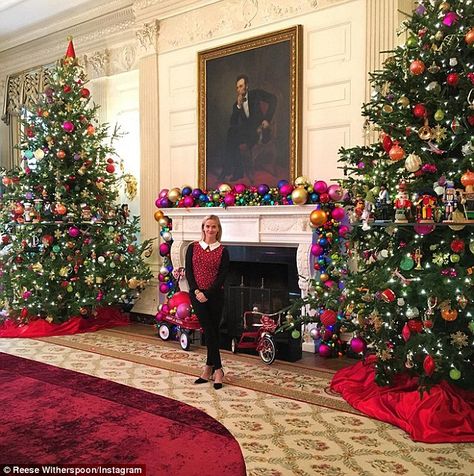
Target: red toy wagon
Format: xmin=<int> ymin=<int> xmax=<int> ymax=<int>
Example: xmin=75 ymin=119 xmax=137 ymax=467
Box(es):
xmin=156 ymin=291 xmax=202 ymax=351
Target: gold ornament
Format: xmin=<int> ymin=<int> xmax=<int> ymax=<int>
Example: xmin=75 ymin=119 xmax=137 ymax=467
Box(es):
xmin=218 ymin=183 xmax=232 ymax=195
xmin=168 ymin=187 xmax=181 ymax=203
xmin=294 ymin=176 xmax=310 ymax=187
xmin=291 ymin=187 xmax=308 ymax=205
xmin=405 ymin=153 xmax=422 ymax=173
xmin=418 ymin=124 xmax=432 ymax=141
xmin=154 ymin=210 xmax=164 ymax=222
xmin=158 ymin=217 xmax=169 ymax=228
xmin=123 ymin=174 xmax=138 ymax=200
xmin=397 ymin=96 xmax=410 ymax=108
xmin=382 ymin=104 xmax=393 ymax=114
xmin=309 ymin=209 xmax=327 ymax=227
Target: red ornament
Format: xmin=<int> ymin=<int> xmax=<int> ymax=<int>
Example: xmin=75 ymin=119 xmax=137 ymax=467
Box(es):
xmin=402 ymin=324 xmax=411 ymax=342
xmin=413 ymin=104 xmax=427 ymax=119
xmin=446 ymin=73 xmax=459 ymax=87
xmin=382 ymin=134 xmax=393 ymax=153
xmin=389 ymin=144 xmax=405 ymax=161
xmin=320 ymin=309 xmax=337 ymax=327
xmin=423 ymin=354 xmax=435 ymax=377
xmin=20 ymin=308 xmax=28 ymax=318
xmin=381 ymin=288 xmax=396 ymax=303
xmin=63 ymin=85 xmax=72 ymax=93
xmin=409 ymin=59 xmax=425 ymax=75
xmin=87 ymin=125 xmax=95 ymax=135
xmin=81 ymin=88 xmax=90 ymax=98
xmin=106 ymin=164 xmax=115 ymax=174
xmin=450 ymin=239 xmax=465 ymax=253
xmin=468 ymin=115 xmax=474 ymax=127
xmin=56 ymin=150 xmax=66 ymax=159
xmin=407 ymin=320 xmax=423 ymax=333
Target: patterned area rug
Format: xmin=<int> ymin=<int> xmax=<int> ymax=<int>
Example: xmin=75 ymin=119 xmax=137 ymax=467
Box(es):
xmin=1 ymin=327 xmax=473 ymax=476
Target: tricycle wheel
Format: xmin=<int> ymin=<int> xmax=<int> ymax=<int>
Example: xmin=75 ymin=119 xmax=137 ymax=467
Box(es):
xmin=259 ymin=335 xmax=276 ymax=365
xmin=231 ymin=337 xmax=238 ymax=354
xmin=179 ymin=330 xmax=190 ymax=351
xmin=159 ymin=323 xmax=170 ymax=341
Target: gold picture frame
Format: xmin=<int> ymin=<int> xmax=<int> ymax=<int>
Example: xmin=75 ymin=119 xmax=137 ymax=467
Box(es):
xmin=198 ymin=26 xmax=302 ymax=190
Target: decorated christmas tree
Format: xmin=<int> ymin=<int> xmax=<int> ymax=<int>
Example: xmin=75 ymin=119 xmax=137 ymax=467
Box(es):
xmin=341 ymin=0 xmax=474 ymax=390
xmin=0 ymin=39 xmax=152 ymax=325
xmin=289 ymin=1 xmax=474 ymax=391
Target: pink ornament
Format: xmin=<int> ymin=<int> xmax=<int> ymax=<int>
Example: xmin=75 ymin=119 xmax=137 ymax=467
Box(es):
xmin=280 ymin=183 xmax=293 ymax=196
xmin=442 ymin=12 xmax=459 ymax=27
xmin=331 ymin=207 xmax=346 ymax=221
xmin=327 ymin=184 xmax=343 ymax=201
xmin=183 ymin=196 xmax=194 ymax=208
xmin=62 ymin=121 xmax=75 ymax=133
xmin=68 ymin=226 xmax=80 ymax=238
xmin=413 ymin=223 xmax=435 ymax=236
xmin=311 ymin=244 xmax=323 ymax=256
xmin=318 ymin=343 xmax=331 ymax=357
xmin=324 ymin=280 xmax=336 ymax=288
xmin=176 ymin=302 xmax=191 ymax=319
xmin=224 ymin=194 xmax=236 ymax=206
xmin=338 ymin=225 xmax=350 ymax=237
xmin=22 ymin=291 xmax=32 ymax=300
xmin=159 ymin=283 xmax=169 ymax=294
xmin=159 ymin=243 xmax=170 ymax=256
xmin=350 ymin=337 xmax=367 ymax=354
xmin=234 ymin=183 xmax=246 ymax=194
xmin=313 ymin=180 xmax=328 ymax=194
xmin=159 ymin=188 xmax=169 ymax=198
xmin=161 ymin=303 xmax=170 ymax=314
xmin=155 ymin=312 xmax=164 ymax=321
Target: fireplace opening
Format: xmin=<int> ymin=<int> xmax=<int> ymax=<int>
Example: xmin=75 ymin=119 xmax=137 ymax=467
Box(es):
xmin=218 ymin=245 xmax=301 ymax=360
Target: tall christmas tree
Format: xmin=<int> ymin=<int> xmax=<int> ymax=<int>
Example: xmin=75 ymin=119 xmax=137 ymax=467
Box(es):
xmin=0 ymin=39 xmax=152 ymax=324
xmin=288 ymin=1 xmax=473 ymax=391
xmin=340 ymin=0 xmax=474 ymax=390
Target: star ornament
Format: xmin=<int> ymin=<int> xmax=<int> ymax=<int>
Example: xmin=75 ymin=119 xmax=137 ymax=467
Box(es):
xmin=450 ymin=331 xmax=468 ymax=348
xmin=432 ymin=125 xmax=447 ymax=143
xmin=54 ymin=230 xmax=63 ymax=239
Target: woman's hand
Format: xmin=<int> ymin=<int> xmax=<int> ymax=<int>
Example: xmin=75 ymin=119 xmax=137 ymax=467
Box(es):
xmin=195 ymin=290 xmax=208 ymax=303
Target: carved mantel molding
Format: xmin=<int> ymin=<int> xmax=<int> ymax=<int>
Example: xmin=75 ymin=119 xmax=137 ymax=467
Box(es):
xmin=162 ymin=205 xmax=314 ymax=294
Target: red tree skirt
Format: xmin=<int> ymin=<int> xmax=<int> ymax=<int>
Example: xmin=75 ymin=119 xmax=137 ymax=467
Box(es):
xmin=0 ymin=307 xmax=129 ymax=338
xmin=330 ymin=356 xmax=474 ymax=443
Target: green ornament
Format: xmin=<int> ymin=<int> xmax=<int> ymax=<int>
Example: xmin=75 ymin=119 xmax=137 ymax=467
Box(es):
xmin=66 ymin=285 xmax=73 ymax=292
xmin=434 ymin=109 xmax=445 ymax=121
xmin=450 ymin=254 xmax=460 ymax=263
xmin=400 ymin=256 xmax=414 ymax=271
xmin=52 ymin=245 xmax=61 ymax=253
xmin=291 ymin=330 xmax=301 ymax=339
xmin=468 ymin=321 xmax=474 ymax=333
xmin=449 ymin=368 xmax=461 ymax=380
xmin=24 ymin=150 xmax=34 ymax=159
xmin=406 ymin=36 xmax=417 ymax=48
xmin=110 ymin=262 xmax=116 ymax=268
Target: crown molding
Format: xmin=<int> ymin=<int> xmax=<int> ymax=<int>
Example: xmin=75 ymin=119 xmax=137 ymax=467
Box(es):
xmin=133 ymin=0 xmax=221 ymax=23
xmin=0 ymin=5 xmax=136 ymax=76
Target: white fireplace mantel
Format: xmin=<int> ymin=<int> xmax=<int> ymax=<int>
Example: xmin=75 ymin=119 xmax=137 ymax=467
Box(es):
xmin=163 ymin=204 xmax=315 ymax=294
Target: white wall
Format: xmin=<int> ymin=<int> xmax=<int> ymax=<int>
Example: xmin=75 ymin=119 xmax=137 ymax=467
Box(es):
xmin=158 ymin=0 xmax=366 ymax=189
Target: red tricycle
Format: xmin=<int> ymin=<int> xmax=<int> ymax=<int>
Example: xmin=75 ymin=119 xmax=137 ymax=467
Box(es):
xmin=231 ymin=309 xmax=283 ymax=364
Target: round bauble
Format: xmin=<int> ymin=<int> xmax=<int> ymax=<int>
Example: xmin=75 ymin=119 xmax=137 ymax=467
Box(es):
xmin=434 ymin=109 xmax=445 ymax=122
xmin=406 ymin=36 xmax=417 ymax=48
xmin=291 ymin=187 xmax=308 ymax=205
xmin=309 ymin=209 xmax=327 ymax=227
xmin=450 ymin=239 xmax=465 ymax=253
xmin=327 ymin=184 xmax=343 ymax=201
xmin=446 ymin=72 xmax=459 ymax=87
xmin=313 ymin=180 xmax=328 ymax=194
xmin=154 ymin=210 xmax=164 ymax=222
xmin=320 ymin=309 xmax=337 ymax=327
xmin=413 ymin=103 xmax=427 ymax=118
xmin=318 ymin=343 xmax=331 ymax=357
xmin=168 ymin=188 xmax=181 ymax=203
xmin=294 ymin=176 xmax=310 ymax=187
xmin=441 ymin=307 xmax=458 ymax=321
xmin=461 ymin=170 xmax=474 ymax=189
xmin=465 ymin=28 xmax=474 ymax=45
xmin=409 ymin=59 xmax=425 ymax=75
xmin=405 ymin=153 xmax=422 ymax=172
xmin=218 ymin=183 xmax=232 ymax=195
xmin=449 ymin=368 xmax=461 ymax=380
xmin=350 ymin=337 xmax=366 ymax=354
xmin=389 ymin=144 xmax=405 ymax=161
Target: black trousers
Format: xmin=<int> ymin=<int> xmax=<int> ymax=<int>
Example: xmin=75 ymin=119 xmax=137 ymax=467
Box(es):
xmin=191 ymin=292 xmax=224 ymax=370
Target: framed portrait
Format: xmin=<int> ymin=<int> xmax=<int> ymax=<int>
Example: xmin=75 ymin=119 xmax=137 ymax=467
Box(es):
xmin=198 ymin=26 xmax=302 ymax=190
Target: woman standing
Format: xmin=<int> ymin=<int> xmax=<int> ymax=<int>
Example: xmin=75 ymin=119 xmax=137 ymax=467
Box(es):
xmin=185 ymin=215 xmax=229 ymax=389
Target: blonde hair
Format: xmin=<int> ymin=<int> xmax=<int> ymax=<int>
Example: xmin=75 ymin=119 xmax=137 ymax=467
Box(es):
xmin=201 ymin=215 xmax=222 ymax=242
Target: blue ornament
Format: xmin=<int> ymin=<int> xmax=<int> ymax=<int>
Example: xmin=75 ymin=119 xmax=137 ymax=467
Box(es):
xmin=278 ymin=179 xmax=288 ymax=188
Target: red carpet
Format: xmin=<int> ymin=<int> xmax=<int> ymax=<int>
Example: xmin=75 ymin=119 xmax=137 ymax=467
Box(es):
xmin=0 ymin=307 xmax=130 ymax=338
xmin=0 ymin=352 xmax=246 ymax=475
xmin=331 ymin=357 xmax=474 ymax=443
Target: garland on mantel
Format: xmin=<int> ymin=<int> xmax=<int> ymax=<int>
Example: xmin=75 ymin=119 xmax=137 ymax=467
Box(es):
xmin=153 ymin=177 xmax=353 ymax=357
